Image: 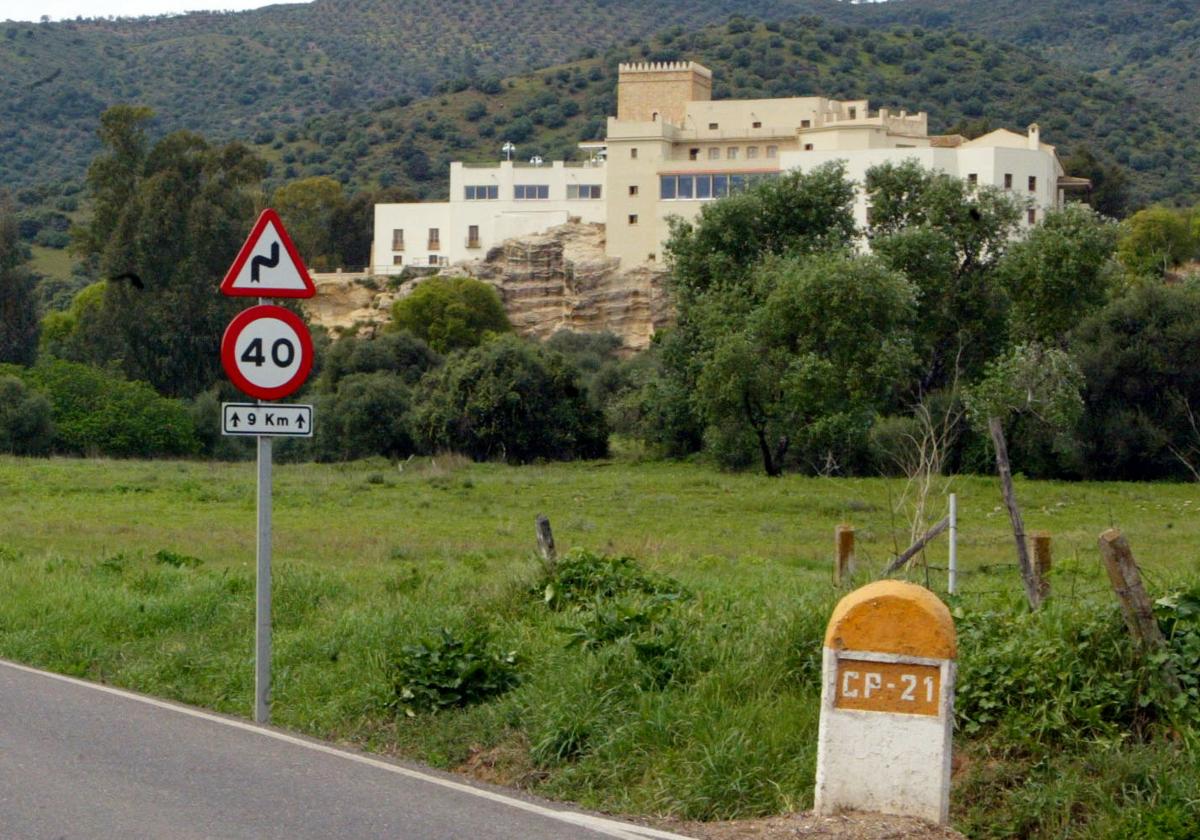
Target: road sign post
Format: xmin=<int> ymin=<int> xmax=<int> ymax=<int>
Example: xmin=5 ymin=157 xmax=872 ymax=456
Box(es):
xmin=221 ymin=209 xmax=316 ymax=725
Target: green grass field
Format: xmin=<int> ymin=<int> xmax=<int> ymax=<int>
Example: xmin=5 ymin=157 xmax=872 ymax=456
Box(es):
xmin=0 ymin=455 xmax=1196 ymax=837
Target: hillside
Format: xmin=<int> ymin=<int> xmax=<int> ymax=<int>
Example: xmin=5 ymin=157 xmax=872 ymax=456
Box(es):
xmin=7 ymin=0 xmax=1198 ymax=199
xmin=0 ymin=0 xmax=836 ymax=194
xmin=847 ymin=0 xmax=1200 ymax=123
xmin=247 ymin=18 xmax=1200 ymax=209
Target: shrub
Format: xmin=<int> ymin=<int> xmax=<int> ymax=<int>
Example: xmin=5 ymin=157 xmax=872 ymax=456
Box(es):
xmin=0 ymin=375 xmax=54 ymax=455
xmin=390 ymin=276 xmax=511 ymax=354
xmin=319 ymin=330 xmax=441 ymax=391
xmin=24 ymin=360 xmax=197 ymax=457
xmin=535 ymin=547 xmax=685 ymax=611
xmin=315 ymin=371 xmax=416 ymax=461
xmin=389 ymin=626 xmax=519 ymax=716
xmin=415 ymin=335 xmax=608 ymax=463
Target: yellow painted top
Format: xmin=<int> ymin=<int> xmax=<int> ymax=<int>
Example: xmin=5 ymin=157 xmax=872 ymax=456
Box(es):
xmin=823 ymin=580 xmax=956 ymax=659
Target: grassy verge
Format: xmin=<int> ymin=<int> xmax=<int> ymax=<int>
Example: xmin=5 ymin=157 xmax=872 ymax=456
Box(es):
xmin=0 ymin=455 xmax=1196 ymax=837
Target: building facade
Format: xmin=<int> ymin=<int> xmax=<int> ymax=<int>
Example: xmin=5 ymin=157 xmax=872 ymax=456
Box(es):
xmin=372 ymin=61 xmax=1073 ymax=273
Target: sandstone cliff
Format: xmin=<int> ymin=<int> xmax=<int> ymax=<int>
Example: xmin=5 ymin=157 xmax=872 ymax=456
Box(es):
xmin=303 ymin=222 xmax=672 ymax=352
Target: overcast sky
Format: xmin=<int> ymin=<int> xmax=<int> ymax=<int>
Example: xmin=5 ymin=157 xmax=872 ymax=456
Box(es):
xmin=5 ymin=0 xmax=309 ymax=22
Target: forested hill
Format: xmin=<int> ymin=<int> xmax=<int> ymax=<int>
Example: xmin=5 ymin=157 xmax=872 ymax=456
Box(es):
xmin=845 ymin=0 xmax=1200 ymax=121
xmin=248 ymin=19 xmax=1198 ymax=209
xmin=5 ymin=0 xmax=1199 ymax=199
xmin=0 ymin=0 xmax=833 ymax=192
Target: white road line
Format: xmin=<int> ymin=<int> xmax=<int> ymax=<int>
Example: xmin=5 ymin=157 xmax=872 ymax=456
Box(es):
xmin=0 ymin=658 xmax=692 ymax=840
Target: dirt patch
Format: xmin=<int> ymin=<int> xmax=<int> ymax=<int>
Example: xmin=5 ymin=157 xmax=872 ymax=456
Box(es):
xmin=655 ymin=811 xmax=965 ymax=840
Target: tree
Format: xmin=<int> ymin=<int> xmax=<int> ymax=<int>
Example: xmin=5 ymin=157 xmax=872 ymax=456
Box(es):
xmin=695 ymin=253 xmax=917 ymax=476
xmin=1117 ymin=206 xmax=1194 ymax=278
xmin=415 ymin=335 xmax=607 ymax=463
xmin=318 ymin=330 xmax=441 ymax=391
xmin=271 ymin=176 xmax=345 ymax=270
xmin=0 ymin=194 xmax=39 ymax=365
xmin=315 ymin=372 xmax=416 ymax=461
xmin=1072 ymin=283 xmax=1200 ymax=481
xmin=72 ymin=107 xmax=267 ymax=398
xmin=390 ymin=276 xmax=511 ymax=354
xmin=998 ymin=204 xmax=1119 ymax=343
xmin=964 ymin=343 xmax=1083 ymax=609
xmin=329 ymin=187 xmax=414 ymax=271
xmin=1061 ymin=144 xmax=1130 ymax=219
xmin=0 ymin=375 xmax=53 ymax=455
xmin=866 ymin=160 xmax=1022 ymax=391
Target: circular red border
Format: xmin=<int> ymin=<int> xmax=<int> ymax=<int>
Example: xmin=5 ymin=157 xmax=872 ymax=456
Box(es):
xmin=221 ymin=304 xmax=314 ymax=400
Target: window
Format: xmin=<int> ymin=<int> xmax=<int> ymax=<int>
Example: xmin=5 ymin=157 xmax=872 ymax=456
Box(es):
xmin=467 ymin=225 xmax=480 ymax=247
xmin=647 ymin=253 xmax=656 ymax=262
xmin=677 ymin=175 xmax=694 ymax=199
xmin=967 ymin=173 xmax=977 ymax=186
xmin=428 ymin=228 xmax=440 ymax=249
xmin=696 ymin=176 xmax=711 ymax=200
xmin=392 ymin=255 xmax=404 ymax=266
xmin=848 ymin=106 xmax=857 ymax=120
xmin=1027 ymin=208 xmax=1037 ymax=224
xmin=630 ymin=148 xmax=638 ymax=159
xmin=730 ymin=174 xmax=746 ymax=193
xmin=747 ymin=146 xmax=759 ymax=159
xmin=801 ymin=119 xmax=811 ymax=128
xmin=567 ymin=184 xmax=602 ymax=199
xmin=689 ymin=148 xmax=700 ymax=161
xmin=660 ymin=175 xmax=676 ymax=200
xmin=1028 ymin=175 xmax=1037 ymax=191
xmin=727 ymin=147 xmax=738 ymax=160
xmin=712 ymin=174 xmax=728 ymax=197
xmin=628 ymin=214 xmax=638 ymax=225
xmin=766 ymin=145 xmax=778 ymax=158
xmin=1004 ymin=173 xmax=1013 ymax=189
xmin=708 ymin=122 xmax=719 ymax=130
xmin=752 ymin=121 xmax=762 ymax=129
xmin=464 ymin=184 xmax=498 ymax=200
xmin=392 ymin=229 xmax=404 ymax=250
xmin=629 ymin=185 xmax=639 ymax=196
xmin=515 ymin=184 xmax=550 ymax=200
xmin=708 ymin=147 xmax=720 ymax=160
xmin=804 ymin=143 xmax=814 ymax=151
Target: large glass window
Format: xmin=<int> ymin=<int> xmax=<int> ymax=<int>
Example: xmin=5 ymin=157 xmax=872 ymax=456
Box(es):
xmin=515 ymin=184 xmax=550 ymax=200
xmin=677 ymin=175 xmax=694 ymax=199
xmin=730 ymin=174 xmax=746 ymax=193
xmin=464 ymin=185 xmax=498 ymax=200
xmin=567 ymin=184 xmax=602 ymax=199
xmin=713 ymin=175 xmax=728 ymax=198
xmin=660 ymin=175 xmax=676 ymax=200
xmin=696 ymin=176 xmax=711 ymax=200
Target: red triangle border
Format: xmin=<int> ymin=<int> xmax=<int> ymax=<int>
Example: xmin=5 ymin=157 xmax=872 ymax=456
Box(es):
xmin=220 ymin=208 xmax=317 ymax=299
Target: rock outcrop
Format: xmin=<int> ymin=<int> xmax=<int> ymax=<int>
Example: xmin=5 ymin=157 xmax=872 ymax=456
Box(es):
xmin=302 ymin=222 xmax=671 ymax=352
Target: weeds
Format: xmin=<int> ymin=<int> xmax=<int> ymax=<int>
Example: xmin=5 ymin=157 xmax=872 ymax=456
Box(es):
xmin=389 ymin=626 xmax=520 ymax=716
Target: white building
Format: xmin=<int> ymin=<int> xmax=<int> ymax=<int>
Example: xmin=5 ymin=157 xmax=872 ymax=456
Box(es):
xmin=371 ymin=62 xmax=1080 ymax=274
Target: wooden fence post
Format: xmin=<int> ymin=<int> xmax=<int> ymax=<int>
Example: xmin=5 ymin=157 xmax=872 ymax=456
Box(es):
xmin=1098 ymin=528 xmax=1181 ymax=698
xmin=1031 ymin=531 xmax=1052 ymax=603
xmin=535 ymin=515 xmax=557 ymax=570
xmin=835 ymin=524 xmax=855 ymax=586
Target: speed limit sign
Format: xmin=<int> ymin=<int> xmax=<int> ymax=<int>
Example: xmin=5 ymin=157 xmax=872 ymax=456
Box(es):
xmin=221 ymin=304 xmax=314 ymax=400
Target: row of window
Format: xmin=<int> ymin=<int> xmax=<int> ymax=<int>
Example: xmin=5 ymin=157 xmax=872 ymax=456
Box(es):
xmin=967 ymin=173 xmax=1038 ymax=191
xmin=659 ymin=171 xmax=780 ymax=201
xmin=686 ymin=145 xmax=779 ymax=162
xmin=392 ymin=225 xmax=483 ymax=252
xmin=464 ymin=184 xmax=603 ymax=201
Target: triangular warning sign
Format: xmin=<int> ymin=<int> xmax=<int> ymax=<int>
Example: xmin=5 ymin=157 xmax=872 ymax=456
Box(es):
xmin=221 ymin=208 xmax=316 ymax=298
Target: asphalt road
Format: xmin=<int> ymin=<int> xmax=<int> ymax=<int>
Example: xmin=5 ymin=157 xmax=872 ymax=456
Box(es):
xmin=0 ymin=660 xmax=690 ymax=840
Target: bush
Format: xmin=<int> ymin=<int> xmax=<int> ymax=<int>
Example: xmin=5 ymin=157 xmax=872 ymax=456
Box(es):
xmin=315 ymin=371 xmax=416 ymax=461
xmin=535 ymin=547 xmax=685 ymax=611
xmin=390 ymin=276 xmax=511 ymax=354
xmin=389 ymin=626 xmax=519 ymax=716
xmin=415 ymin=335 xmax=608 ymax=463
xmin=319 ymin=330 xmax=441 ymax=391
xmin=0 ymin=375 xmax=54 ymax=455
xmin=24 ymin=360 xmax=197 ymax=457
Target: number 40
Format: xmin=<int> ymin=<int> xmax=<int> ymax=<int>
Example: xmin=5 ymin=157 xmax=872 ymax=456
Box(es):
xmin=241 ymin=337 xmax=295 ymax=367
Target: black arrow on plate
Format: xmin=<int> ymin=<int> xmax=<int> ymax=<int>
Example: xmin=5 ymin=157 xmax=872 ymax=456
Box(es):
xmin=296 ymin=414 xmax=306 ymax=429
xmin=230 ymin=412 xmax=241 ymax=428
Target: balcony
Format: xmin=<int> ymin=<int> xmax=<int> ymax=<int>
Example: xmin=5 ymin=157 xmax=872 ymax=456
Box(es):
xmin=465 ymin=237 xmax=482 ymax=249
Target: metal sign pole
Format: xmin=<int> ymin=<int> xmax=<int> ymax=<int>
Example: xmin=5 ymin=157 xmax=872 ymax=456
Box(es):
xmin=255 ymin=297 xmax=273 ymax=725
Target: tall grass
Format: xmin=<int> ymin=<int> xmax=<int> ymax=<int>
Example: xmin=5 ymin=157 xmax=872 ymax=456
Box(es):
xmin=0 ymin=456 xmax=1197 ymax=836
